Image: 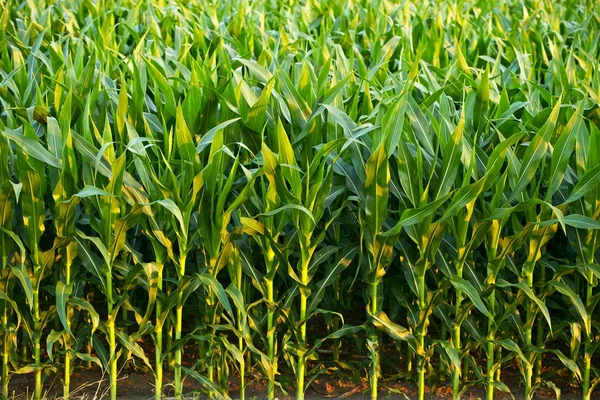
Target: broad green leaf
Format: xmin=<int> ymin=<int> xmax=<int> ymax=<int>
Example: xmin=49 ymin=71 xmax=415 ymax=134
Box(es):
xmin=508 ymin=99 xmax=561 ymax=201
xmin=449 ymin=276 xmax=491 ymax=319
xmin=196 ymin=118 xmax=240 ymax=153
xmin=307 ymin=246 xmax=358 ymax=312
xmin=563 ymin=164 xmax=600 ymax=204
xmin=259 ymin=204 xmax=315 ymax=224
xmin=546 ymin=105 xmax=583 ymax=200
xmin=548 ymin=280 xmax=590 ymax=335
xmin=182 ymin=367 xmax=229 ymax=400
xmin=0 ymin=289 xmax=22 ymax=328
xmin=494 ymin=338 xmax=531 ymax=368
xmin=3 ymin=128 xmax=62 ymax=169
xmin=495 ymin=280 xmax=552 ymax=331
xmin=364 ymin=143 xmax=389 ymax=236
xmin=435 ymin=117 xmax=464 ymax=199
xmin=55 ymin=281 xmax=74 ymax=337
xmin=372 ymin=311 xmax=415 ymax=342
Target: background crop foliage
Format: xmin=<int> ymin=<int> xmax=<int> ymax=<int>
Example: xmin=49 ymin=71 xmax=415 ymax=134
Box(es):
xmin=0 ymin=0 xmax=599 ymax=399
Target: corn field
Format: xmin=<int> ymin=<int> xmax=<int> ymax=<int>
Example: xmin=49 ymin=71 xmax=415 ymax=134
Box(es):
xmin=0 ymin=0 xmax=599 ymax=399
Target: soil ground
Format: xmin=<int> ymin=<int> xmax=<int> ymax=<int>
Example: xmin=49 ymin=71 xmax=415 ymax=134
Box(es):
xmin=5 ymin=315 xmax=592 ymax=399
xmin=6 ymin=360 xmax=588 ymax=399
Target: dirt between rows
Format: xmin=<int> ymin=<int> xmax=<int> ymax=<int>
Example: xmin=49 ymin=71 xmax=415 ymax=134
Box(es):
xmin=6 ymin=365 xmax=587 ymax=399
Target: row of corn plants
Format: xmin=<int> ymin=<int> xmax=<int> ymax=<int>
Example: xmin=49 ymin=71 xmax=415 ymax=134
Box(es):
xmin=0 ymin=0 xmax=599 ymax=399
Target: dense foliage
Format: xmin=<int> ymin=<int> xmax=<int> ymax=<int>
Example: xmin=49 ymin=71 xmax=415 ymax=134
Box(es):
xmin=0 ymin=0 xmax=599 ymax=399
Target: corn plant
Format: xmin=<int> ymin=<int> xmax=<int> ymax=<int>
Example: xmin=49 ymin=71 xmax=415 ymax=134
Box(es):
xmin=48 ymin=121 xmax=101 ymax=400
xmin=560 ymin=120 xmax=600 ymax=400
xmin=0 ymin=134 xmax=22 ymax=398
xmin=11 ymin=121 xmax=49 ymax=400
xmin=0 ymin=1 xmax=599 ymax=400
xmin=240 ymin=172 xmax=287 ymax=399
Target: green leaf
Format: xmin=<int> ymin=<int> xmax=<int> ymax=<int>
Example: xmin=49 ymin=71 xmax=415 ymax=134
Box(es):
xmin=0 ymin=228 xmax=31 ymax=309
xmin=235 ymin=58 xmax=273 ymax=83
xmin=10 ymin=262 xmax=34 ymax=312
xmin=74 ymin=352 xmax=103 ymax=369
xmin=449 ymin=276 xmax=491 ymax=319
xmin=182 ymin=367 xmax=229 ymax=400
xmin=532 ymin=347 xmax=581 ymax=381
xmin=439 ymin=340 xmax=461 ymax=375
xmin=435 ymin=117 xmax=464 ymax=199
xmin=197 ymin=273 xmax=234 ymax=321
xmin=548 ymin=280 xmax=590 ymax=335
xmin=382 ymin=93 xmax=408 ymax=155
xmin=278 ymin=68 xmax=311 ymax=122
xmin=372 ymin=311 xmax=415 ymax=342
xmin=363 ymin=143 xmax=389 ymax=236
xmin=396 ymin=139 xmax=420 ymax=206
xmin=438 ymin=179 xmax=486 ymax=224
xmin=494 ymin=338 xmax=531 ymax=368
xmin=546 ymin=105 xmax=583 ymax=200
xmin=3 ymin=128 xmax=62 ymax=169
xmin=72 ymin=185 xmax=115 ymax=199
xmin=495 ymin=280 xmax=552 ymax=331
xmin=70 ymin=298 xmax=100 ymax=334
xmin=115 ymin=329 xmax=152 ymax=369
xmin=0 ymin=289 xmax=22 ymax=329
xmin=55 ymin=281 xmax=74 ymax=337
xmin=155 ymin=199 xmax=185 ymax=234
xmin=537 ymin=214 xmax=600 ymax=230
xmin=307 ymin=246 xmax=358 ymax=312
xmin=258 ymin=204 xmax=315 ymax=224
xmin=381 ymin=193 xmax=451 ymax=237
xmin=196 ymin=118 xmax=240 ymax=153
xmin=563 ymin=164 xmax=600 ymax=204
xmin=46 ymin=330 xmax=63 ymax=361
xmin=175 ymin=103 xmax=200 ymax=168
xmin=145 ymin=60 xmax=177 ymax=118
xmin=508 ymin=99 xmax=561 ymax=201
xmin=74 ymin=234 xmax=109 ymax=294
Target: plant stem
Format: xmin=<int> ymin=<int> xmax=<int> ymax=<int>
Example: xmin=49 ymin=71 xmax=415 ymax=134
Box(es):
xmin=174 ymin=253 xmax=187 ymax=399
xmin=417 ymin=272 xmax=427 ymax=400
xmin=407 ymin=341 xmax=413 ymax=374
xmin=237 ymin=262 xmax=245 ymax=400
xmin=2 ymin=299 xmax=8 ymax=399
xmin=33 ymin=287 xmax=41 ymax=400
xmin=166 ymin=287 xmax=174 ymax=371
xmin=207 ymin=258 xmax=219 ymax=391
xmin=453 ymin=260 xmax=464 ymax=400
xmin=439 ymin=321 xmax=447 ymax=378
xmin=64 ymin=246 xmax=74 ymax=400
xmin=264 ymin=243 xmax=276 ymax=400
xmin=524 ymin=270 xmax=534 ymax=400
xmin=333 ymin=228 xmax=342 ymax=363
xmin=486 ymin=287 xmax=496 ymax=400
xmin=297 ymin=248 xmax=310 ymax=400
xmin=495 ymin=346 xmax=502 ymax=381
xmin=582 ymin=271 xmax=593 ymax=400
xmin=369 ymin=278 xmax=379 ymax=400
xmin=333 ymin=273 xmax=341 ymax=362
xmin=485 ymin=227 xmax=499 ymax=400
xmin=107 ymin=272 xmax=117 ymax=400
xmin=267 ymin=276 xmax=275 ymax=400
xmin=2 ymin=256 xmax=8 ymax=399
xmin=535 ymin=262 xmax=546 ymax=385
xmin=155 ymin=262 xmax=163 ymax=400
